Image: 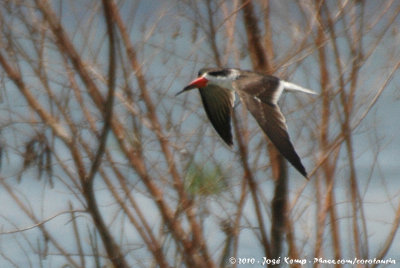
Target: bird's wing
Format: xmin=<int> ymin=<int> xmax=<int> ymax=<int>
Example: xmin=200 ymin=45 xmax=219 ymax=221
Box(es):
xmin=198 ymin=85 xmax=235 ymax=146
xmin=235 ymin=81 xmax=307 ymax=177
xmin=234 ymin=74 xmax=284 ymax=105
xmin=234 ymin=72 xmax=317 ymax=104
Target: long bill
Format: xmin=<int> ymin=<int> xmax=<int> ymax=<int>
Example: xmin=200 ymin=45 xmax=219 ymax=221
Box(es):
xmin=176 ymin=76 xmax=208 ymax=96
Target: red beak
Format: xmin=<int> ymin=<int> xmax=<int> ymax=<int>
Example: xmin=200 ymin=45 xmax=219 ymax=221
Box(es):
xmin=176 ymin=76 xmax=208 ymax=96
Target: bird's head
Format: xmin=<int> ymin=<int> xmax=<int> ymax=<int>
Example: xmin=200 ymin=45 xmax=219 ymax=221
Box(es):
xmin=176 ymin=68 xmax=239 ymax=96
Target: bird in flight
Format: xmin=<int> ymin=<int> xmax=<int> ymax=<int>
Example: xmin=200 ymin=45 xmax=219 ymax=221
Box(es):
xmin=176 ymin=68 xmax=317 ymax=178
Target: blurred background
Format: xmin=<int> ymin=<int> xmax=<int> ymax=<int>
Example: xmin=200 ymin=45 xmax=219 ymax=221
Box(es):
xmin=0 ymin=0 xmax=399 ymax=267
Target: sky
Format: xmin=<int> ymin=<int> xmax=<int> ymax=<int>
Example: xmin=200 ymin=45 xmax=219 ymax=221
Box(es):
xmin=0 ymin=0 xmax=399 ymax=266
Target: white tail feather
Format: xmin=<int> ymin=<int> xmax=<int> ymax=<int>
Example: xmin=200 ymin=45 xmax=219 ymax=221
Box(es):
xmin=281 ymin=81 xmax=318 ymax=95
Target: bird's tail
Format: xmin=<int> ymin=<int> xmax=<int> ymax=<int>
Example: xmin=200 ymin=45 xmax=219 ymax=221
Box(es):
xmin=282 ymin=81 xmax=318 ymax=95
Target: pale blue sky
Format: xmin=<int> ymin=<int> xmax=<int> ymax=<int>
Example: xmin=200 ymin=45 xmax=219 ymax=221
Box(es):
xmin=0 ymin=1 xmax=399 ymax=266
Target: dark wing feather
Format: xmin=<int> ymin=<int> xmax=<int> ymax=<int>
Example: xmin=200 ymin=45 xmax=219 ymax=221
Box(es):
xmin=237 ymin=91 xmax=307 ymax=178
xmin=198 ymin=85 xmax=235 ymax=146
xmin=235 ymin=72 xmax=281 ymax=105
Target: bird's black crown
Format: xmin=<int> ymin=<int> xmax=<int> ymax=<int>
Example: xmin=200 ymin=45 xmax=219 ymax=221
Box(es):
xmin=198 ymin=68 xmax=233 ymax=78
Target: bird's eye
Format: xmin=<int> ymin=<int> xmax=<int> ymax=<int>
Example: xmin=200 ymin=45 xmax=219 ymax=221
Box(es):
xmin=198 ymin=68 xmax=207 ymax=77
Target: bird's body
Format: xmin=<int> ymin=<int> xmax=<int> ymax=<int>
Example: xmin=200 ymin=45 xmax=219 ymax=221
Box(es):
xmin=176 ymin=68 xmax=317 ymax=178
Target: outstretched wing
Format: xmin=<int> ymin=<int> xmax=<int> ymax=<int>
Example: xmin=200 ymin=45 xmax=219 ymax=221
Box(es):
xmin=198 ymin=85 xmax=235 ymax=146
xmin=234 ymin=74 xmax=307 ymax=177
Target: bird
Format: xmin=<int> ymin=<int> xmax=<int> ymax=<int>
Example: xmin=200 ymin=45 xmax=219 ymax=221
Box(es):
xmin=176 ymin=68 xmax=317 ymax=178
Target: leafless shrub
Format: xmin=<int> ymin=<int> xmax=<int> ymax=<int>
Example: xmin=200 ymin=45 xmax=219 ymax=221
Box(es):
xmin=0 ymin=0 xmax=399 ymax=267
